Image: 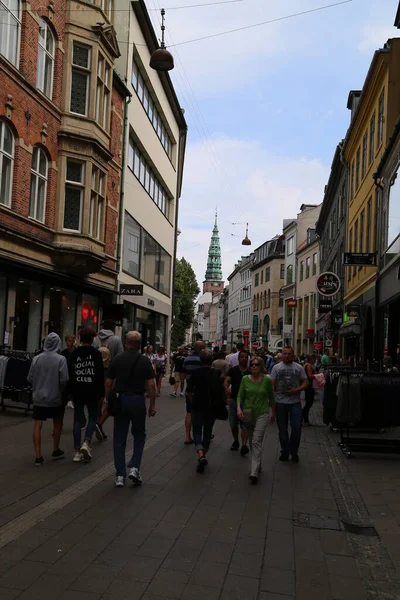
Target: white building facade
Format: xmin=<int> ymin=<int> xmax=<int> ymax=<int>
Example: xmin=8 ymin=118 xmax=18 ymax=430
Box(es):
xmin=227 ymin=256 xmax=252 ymax=350
xmin=115 ymin=0 xmax=187 ymax=353
xmin=282 ymin=219 xmax=297 ymax=348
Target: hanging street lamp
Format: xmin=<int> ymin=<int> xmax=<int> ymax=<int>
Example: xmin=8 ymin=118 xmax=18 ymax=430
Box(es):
xmin=150 ymin=9 xmax=174 ymax=72
xmin=242 ymin=223 xmax=251 ymax=246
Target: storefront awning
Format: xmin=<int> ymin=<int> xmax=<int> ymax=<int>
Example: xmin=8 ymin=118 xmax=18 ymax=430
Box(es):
xmin=339 ymin=321 xmax=361 ymax=337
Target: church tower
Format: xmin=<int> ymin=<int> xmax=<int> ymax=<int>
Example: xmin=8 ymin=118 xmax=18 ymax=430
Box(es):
xmin=203 ymin=212 xmax=224 ymax=295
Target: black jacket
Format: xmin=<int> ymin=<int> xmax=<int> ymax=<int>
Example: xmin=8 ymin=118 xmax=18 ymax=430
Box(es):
xmin=68 ymin=346 xmax=105 ymax=403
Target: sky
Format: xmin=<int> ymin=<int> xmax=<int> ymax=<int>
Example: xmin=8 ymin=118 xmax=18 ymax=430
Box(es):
xmin=148 ymin=0 xmax=400 ymax=288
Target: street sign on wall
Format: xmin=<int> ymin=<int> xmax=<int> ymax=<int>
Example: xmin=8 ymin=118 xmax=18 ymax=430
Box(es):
xmin=318 ymin=297 xmax=332 ymax=313
xmin=343 ymin=253 xmax=377 ymax=266
xmin=316 ymin=272 xmax=341 ymax=297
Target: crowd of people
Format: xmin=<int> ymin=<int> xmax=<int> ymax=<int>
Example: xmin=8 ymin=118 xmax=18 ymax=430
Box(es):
xmin=27 ymin=325 xmax=336 ymax=487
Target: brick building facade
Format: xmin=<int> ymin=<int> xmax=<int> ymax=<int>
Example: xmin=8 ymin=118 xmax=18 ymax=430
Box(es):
xmin=0 ymin=0 xmax=129 ymax=351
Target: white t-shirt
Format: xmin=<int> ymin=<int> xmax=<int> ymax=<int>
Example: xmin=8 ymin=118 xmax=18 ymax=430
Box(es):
xmin=270 ymin=361 xmax=307 ymax=405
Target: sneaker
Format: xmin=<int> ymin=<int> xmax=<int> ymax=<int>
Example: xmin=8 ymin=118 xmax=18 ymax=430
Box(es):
xmin=80 ymin=441 xmax=92 ymax=461
xmin=52 ymin=449 xmax=65 ymax=461
xmin=115 ymin=476 xmax=125 ymax=487
xmin=291 ymin=453 xmax=300 ymax=463
xmin=128 ymin=467 xmax=143 ymax=485
xmin=67 ymin=401 xmax=74 ymax=409
xmin=196 ymin=456 xmax=208 ymax=473
xmin=249 ymin=474 xmax=258 ymax=485
xmin=170 ymin=392 xmax=177 ymax=397
xmin=279 ymin=453 xmax=289 ymax=462
xmin=240 ymin=445 xmax=250 ymax=457
xmin=180 ymin=392 xmax=185 ymax=397
xmin=35 ymin=456 xmax=44 ymax=466
xmin=230 ymin=440 xmax=240 ymax=451
xmin=73 ymin=452 xmax=83 ymax=463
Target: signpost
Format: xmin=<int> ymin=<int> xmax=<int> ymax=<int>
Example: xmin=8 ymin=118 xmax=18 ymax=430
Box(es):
xmin=343 ymin=253 xmax=377 ymax=267
xmin=119 ymin=284 xmax=144 ymax=296
xmin=316 ymin=272 xmax=341 ymax=297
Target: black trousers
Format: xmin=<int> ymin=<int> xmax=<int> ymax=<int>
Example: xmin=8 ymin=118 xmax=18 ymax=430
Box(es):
xmin=302 ymin=387 xmax=315 ymax=423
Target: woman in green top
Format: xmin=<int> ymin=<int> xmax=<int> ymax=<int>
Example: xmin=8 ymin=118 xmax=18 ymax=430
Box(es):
xmin=237 ymin=357 xmax=275 ymax=484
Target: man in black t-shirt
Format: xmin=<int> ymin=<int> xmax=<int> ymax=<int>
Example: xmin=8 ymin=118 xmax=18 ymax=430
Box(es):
xmin=170 ymin=346 xmax=186 ymax=397
xmin=224 ymin=350 xmax=250 ymax=456
xmin=105 ymin=331 xmax=156 ymax=487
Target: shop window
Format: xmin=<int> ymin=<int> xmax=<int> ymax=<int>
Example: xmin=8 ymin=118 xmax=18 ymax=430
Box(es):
xmin=0 ymin=275 xmax=6 ymax=345
xmin=0 ymin=120 xmax=15 ymax=207
xmin=0 ymin=0 xmax=21 ymax=67
xmin=13 ymin=280 xmax=42 ymax=352
xmin=64 ymin=160 xmax=84 ymax=231
xmin=29 ymin=146 xmax=48 ymax=223
xmin=37 ymin=20 xmax=55 ymax=98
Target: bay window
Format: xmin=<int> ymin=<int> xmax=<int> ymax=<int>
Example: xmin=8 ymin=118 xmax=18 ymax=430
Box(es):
xmin=64 ymin=160 xmax=84 ymax=231
xmin=70 ymin=43 xmax=91 ymax=115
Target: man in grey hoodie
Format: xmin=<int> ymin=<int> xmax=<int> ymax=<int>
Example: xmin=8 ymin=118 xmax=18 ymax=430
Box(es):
xmin=93 ymin=320 xmax=124 ymax=362
xmin=27 ymin=333 xmax=69 ymax=466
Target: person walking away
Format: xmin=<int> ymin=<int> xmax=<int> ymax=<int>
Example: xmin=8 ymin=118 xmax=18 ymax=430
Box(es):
xmin=60 ymin=334 xmax=76 ymax=414
xmin=225 ymin=346 xmax=237 ymax=364
xmin=271 ymin=347 xmax=308 ymax=462
xmin=68 ymin=328 xmax=105 ymax=462
xmin=154 ymin=346 xmax=167 ymax=396
xmin=170 ymin=346 xmax=186 ymax=397
xmin=27 ymin=333 xmax=69 ymax=465
xmin=212 ymin=351 xmax=230 ymax=378
xmin=183 ymin=341 xmax=206 ymax=444
xmin=237 ymin=357 xmax=275 ymax=484
xmin=226 ymin=342 xmax=245 ymax=368
xmin=186 ymin=350 xmax=226 ymax=473
xmin=224 ymin=350 xmax=250 ymax=455
xmin=106 ymin=331 xmax=156 ymax=487
xmin=302 ymin=354 xmax=316 ymax=426
xmin=265 ymin=353 xmax=276 ymax=375
xmin=93 ymin=320 xmax=124 ymax=360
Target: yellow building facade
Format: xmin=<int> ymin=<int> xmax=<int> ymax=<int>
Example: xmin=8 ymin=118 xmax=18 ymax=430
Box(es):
xmin=343 ymin=38 xmax=400 ymax=358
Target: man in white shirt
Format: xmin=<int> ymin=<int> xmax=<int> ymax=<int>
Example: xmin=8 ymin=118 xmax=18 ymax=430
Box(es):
xmin=226 ymin=343 xmax=245 ymax=368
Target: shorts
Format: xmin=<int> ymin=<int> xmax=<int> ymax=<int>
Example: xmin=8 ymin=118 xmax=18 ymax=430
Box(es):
xmin=33 ymin=405 xmax=63 ymax=421
xmin=185 ymin=394 xmax=192 ymax=414
xmin=229 ymin=401 xmax=245 ymax=430
xmin=174 ymin=371 xmax=185 ymax=380
xmin=156 ymin=369 xmax=165 ymax=378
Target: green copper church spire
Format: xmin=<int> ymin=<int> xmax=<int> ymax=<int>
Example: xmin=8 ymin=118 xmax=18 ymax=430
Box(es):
xmin=204 ymin=211 xmax=223 ymax=282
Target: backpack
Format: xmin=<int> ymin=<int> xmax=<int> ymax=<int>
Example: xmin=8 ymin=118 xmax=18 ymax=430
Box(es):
xmin=97 ymin=336 xmax=112 ymax=369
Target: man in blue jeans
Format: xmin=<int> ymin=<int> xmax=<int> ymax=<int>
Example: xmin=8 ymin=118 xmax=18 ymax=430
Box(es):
xmin=105 ymin=331 xmax=156 ymax=487
xmin=270 ymin=347 xmax=308 ymax=462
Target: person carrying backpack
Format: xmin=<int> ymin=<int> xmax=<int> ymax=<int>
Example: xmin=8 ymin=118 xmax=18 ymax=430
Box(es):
xmin=93 ymin=320 xmax=124 ymax=365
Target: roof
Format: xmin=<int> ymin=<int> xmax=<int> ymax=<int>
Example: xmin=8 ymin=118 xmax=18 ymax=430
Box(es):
xmin=132 ymin=0 xmax=187 ymax=132
xmin=315 ymin=142 xmax=344 ymax=235
xmin=395 ymin=1 xmax=400 ymax=27
xmin=113 ymin=70 xmax=132 ymax=99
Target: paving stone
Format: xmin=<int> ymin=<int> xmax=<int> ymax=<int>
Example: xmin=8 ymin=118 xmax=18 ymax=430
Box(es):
xmin=260 ymin=567 xmax=295 ymax=596
xmin=101 ymin=579 xmax=148 ymax=600
xmin=151 ymin=520 xmax=185 ymax=539
xmin=69 ymin=564 xmax=122 ymax=594
xmin=136 ymin=536 xmax=176 ymax=559
xmin=258 ymin=594 xmax=295 ymax=600
xmin=220 ymin=574 xmax=259 ymax=600
xmin=199 ymin=540 xmax=234 ymax=564
xmin=267 ymin=518 xmax=294 ymax=534
xmin=59 ymin=592 xmax=101 ymax=600
xmin=319 ymin=530 xmax=353 ymax=556
xmin=145 ymin=568 xmax=189 ymax=599
xmin=0 ymin=560 xmax=49 ymax=590
xmin=325 ymin=554 xmax=359 ymax=577
xmin=0 ymin=589 xmax=22 ymax=600
xmin=229 ymin=551 xmax=263 ymax=579
xmin=118 ymin=556 xmax=163 ymax=582
xmin=16 ymin=573 xmax=70 ymax=600
xmin=189 ymin=561 xmax=228 ymax=588
xmin=234 ymin=536 xmax=265 ymax=556
xmin=329 ymin=575 xmax=365 ymax=600
xmin=181 ymin=583 xmax=221 ymax=600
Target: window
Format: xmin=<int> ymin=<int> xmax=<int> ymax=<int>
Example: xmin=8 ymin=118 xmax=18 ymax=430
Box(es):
xmin=263 ymin=291 xmax=266 ymax=309
xmin=29 ymin=147 xmax=48 ymax=222
xmin=348 ymin=229 xmax=352 ymax=280
xmin=366 ymin=197 xmax=372 ymax=253
xmin=305 ymin=257 xmax=310 ymax=279
xmin=265 ymin=267 xmax=270 ymax=282
xmin=280 ymin=264 xmax=284 ymax=279
xmin=285 ymin=301 xmax=293 ymax=325
xmin=37 ymin=20 xmax=55 ymax=98
xmin=64 ymin=160 xmax=84 ymax=231
xmin=312 ymin=252 xmax=317 ymax=275
xmin=378 ymin=89 xmax=384 ymax=146
xmin=362 ymin=131 xmax=367 ymax=179
xmin=101 ymin=0 xmax=112 ymax=19
xmin=131 ymin=57 xmax=173 ymax=159
xmin=287 ymin=236 xmax=294 ymax=256
xmin=279 ymin=289 xmax=283 ymax=307
xmin=255 ymin=273 xmax=259 ymax=287
xmin=0 ymin=0 xmax=21 ymax=67
xmin=128 ymin=139 xmax=169 ymax=217
xmin=299 ymin=261 xmax=304 ymax=281
xmin=260 ymin=270 xmax=264 ymax=285
xmin=286 ymin=264 xmax=293 ymax=285
xmin=356 ymin=147 xmax=360 ymax=190
xmin=0 ymin=120 xmax=14 ymax=207
xmin=369 ymin=113 xmax=375 ymax=164
xmin=353 ymin=219 xmax=358 ymax=276
xmin=89 ymin=167 xmax=105 ymax=239
xmin=122 ymin=211 xmax=172 ymax=295
xmin=95 ymin=54 xmax=111 ymax=129
xmin=71 ymin=44 xmax=91 ymax=115
xmin=267 ymin=290 xmax=271 ymax=309
xmin=350 ymin=161 xmax=355 ymax=201
xmin=360 ymin=209 xmax=365 ymax=254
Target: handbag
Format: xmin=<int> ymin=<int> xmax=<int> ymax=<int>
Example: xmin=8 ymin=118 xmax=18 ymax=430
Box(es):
xmin=107 ymin=353 xmax=142 ymax=417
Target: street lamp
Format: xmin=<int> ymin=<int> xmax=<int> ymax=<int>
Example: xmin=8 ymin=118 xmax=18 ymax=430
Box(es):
xmin=231 ymin=222 xmax=251 ymax=246
xmin=150 ymin=9 xmax=174 ymax=72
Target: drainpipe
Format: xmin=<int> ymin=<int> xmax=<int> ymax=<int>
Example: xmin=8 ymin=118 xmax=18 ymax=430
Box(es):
xmin=116 ymin=93 xmax=132 ymax=288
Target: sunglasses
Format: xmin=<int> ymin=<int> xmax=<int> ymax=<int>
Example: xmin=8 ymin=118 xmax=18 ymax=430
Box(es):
xmin=250 ymin=362 xmax=261 ymax=367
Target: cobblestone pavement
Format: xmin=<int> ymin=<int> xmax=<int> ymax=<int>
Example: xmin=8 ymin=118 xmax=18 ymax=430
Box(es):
xmin=0 ymin=386 xmax=399 ymax=600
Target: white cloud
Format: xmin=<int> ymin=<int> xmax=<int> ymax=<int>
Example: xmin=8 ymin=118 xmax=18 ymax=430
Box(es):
xmin=358 ymin=25 xmax=399 ymax=53
xmin=177 ymin=136 xmax=329 ymax=287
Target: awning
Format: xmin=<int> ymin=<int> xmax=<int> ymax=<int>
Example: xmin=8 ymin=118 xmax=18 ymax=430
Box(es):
xmin=339 ymin=321 xmax=362 ymax=337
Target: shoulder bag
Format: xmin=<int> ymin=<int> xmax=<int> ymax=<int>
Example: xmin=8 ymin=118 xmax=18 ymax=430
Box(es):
xmin=108 ymin=353 xmax=142 ymax=417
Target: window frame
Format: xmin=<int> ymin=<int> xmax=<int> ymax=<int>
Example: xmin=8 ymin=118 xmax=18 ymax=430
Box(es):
xmin=70 ymin=43 xmax=91 ymax=116
xmin=36 ymin=19 xmax=55 ymax=99
xmin=63 ymin=159 xmax=84 ymax=232
xmin=95 ymin=52 xmax=111 ymax=130
xmin=378 ymin=89 xmax=384 ymax=146
xmin=361 ymin=131 xmax=367 ymax=180
xmin=89 ymin=166 xmax=106 ymax=240
xmin=287 ymin=236 xmax=294 ymax=256
xmin=299 ymin=261 xmax=304 ymax=282
xmin=312 ymin=252 xmax=317 ymax=276
xmin=0 ymin=0 xmax=21 ymax=67
xmin=305 ymin=256 xmax=310 ymax=279
xmin=0 ymin=120 xmax=15 ymax=208
xmin=29 ymin=146 xmax=48 ymax=223
xmin=369 ymin=112 xmax=375 ymax=164
xmin=355 ymin=147 xmax=361 ymax=190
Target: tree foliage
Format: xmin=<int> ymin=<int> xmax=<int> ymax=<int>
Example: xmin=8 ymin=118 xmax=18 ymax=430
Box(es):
xmin=171 ymin=258 xmax=200 ymax=348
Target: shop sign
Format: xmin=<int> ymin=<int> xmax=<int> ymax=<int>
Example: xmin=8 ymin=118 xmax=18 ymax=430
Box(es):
xmin=147 ymin=298 xmax=155 ymax=307
xmin=102 ymin=304 xmax=124 ymax=327
xmin=287 ymin=298 xmax=297 ymax=308
xmin=119 ymin=284 xmax=144 ymax=296
xmin=3 ymin=331 xmax=9 ymax=346
xmin=243 ymin=330 xmax=250 ymax=336
xmin=262 ymin=336 xmax=268 ymax=342
xmin=325 ymin=340 xmax=333 ymax=347
xmin=333 ymin=312 xmax=343 ymax=326
xmin=318 ymin=297 xmax=332 ymax=313
xmin=343 ymin=252 xmax=377 ymax=267
xmin=313 ymin=341 xmax=323 ymax=352
xmin=252 ymin=315 xmax=259 ymax=334
xmin=252 ymin=342 xmax=259 ymax=350
xmin=347 ymin=304 xmax=361 ymax=318
xmin=316 ymin=272 xmax=341 ymax=297
xmin=306 ymin=329 xmax=315 ymax=338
